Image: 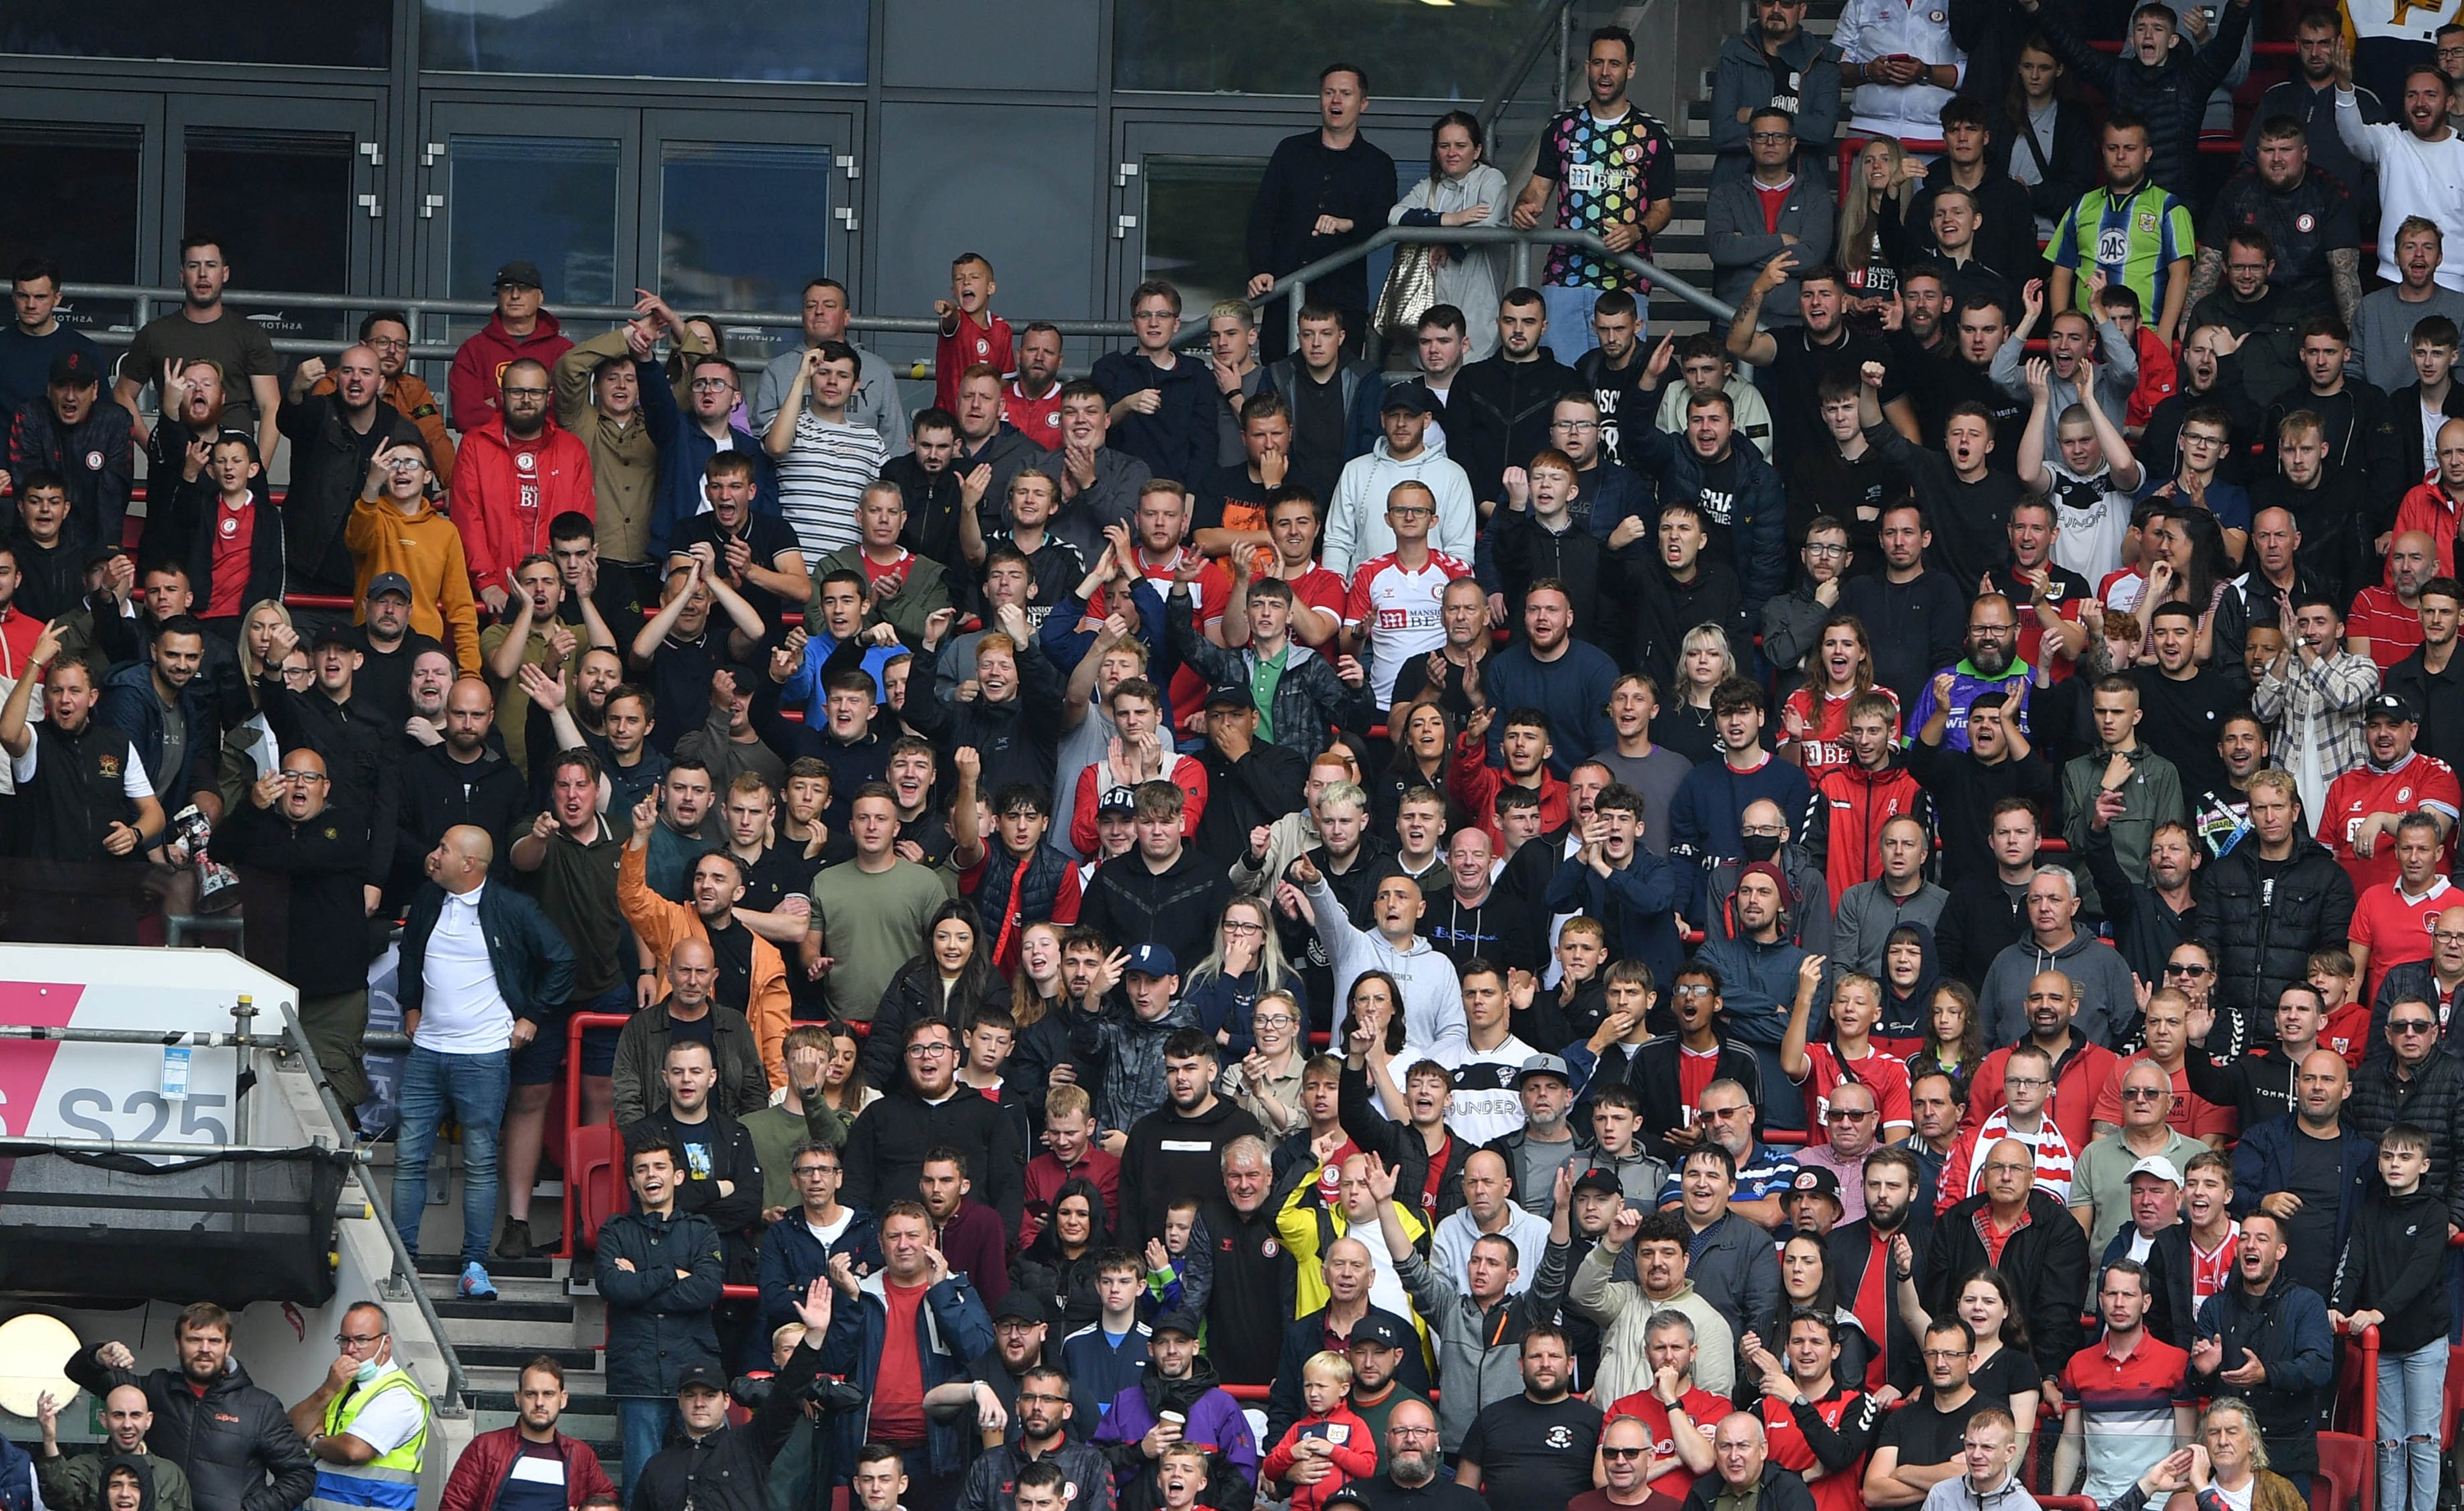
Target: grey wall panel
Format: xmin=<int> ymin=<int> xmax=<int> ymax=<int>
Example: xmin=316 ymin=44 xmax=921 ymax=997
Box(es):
xmin=881 ymin=0 xmax=1100 ymax=93
xmin=872 ymin=99 xmax=1101 ymax=362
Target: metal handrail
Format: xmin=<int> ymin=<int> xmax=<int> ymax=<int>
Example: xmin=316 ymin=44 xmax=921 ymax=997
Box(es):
xmin=0 ymin=279 xmax=1146 ymax=365
xmin=1245 ymin=223 xmax=1737 ymax=348
xmin=279 ymin=1001 xmax=474 ymax=1416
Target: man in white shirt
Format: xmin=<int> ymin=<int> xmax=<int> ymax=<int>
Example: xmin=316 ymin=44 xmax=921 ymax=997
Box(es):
xmin=2339 ymin=51 xmax=2464 ymax=290
xmin=391 ymin=824 xmax=575 ymax=1301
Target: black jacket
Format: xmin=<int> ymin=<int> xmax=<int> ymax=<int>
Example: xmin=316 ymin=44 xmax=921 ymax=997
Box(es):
xmin=2033 ymin=0 xmax=2254 ymax=200
xmin=2347 ymin=1047 xmax=2464 ymax=1230
xmin=597 ymin=1207 xmax=727 ymax=1395
xmin=629 ymin=1106 xmax=768 ymax=1280
xmin=272 ymin=391 xmax=425 ymax=598
xmin=2190 ymin=1273 xmax=2335 ymax=1476
xmin=7 ymin=395 xmax=133 ymax=553
xmin=218 ymin=797 xmax=375 ymax=998
xmin=1077 ymin=846 xmax=1231 ymax=981
xmin=2078 ymin=820 xmax=2196 ymax=986
xmin=2331 ymin=1186 xmax=2453 ymax=1353
xmin=1197 ymin=1196 xmax=1294 ymax=1388
xmin=396 ymin=875 xmax=576 ymax=1024
xmin=1837 ymin=569 xmax=1970 ymax=711
xmin=631 ymin=1334 xmax=821 ymax=1511
xmin=142 ymin=471 xmax=285 ymax=622
xmin=2386 ymin=645 xmax=2464 ymax=774
xmin=1191 ymin=738 xmax=1307 ymax=873
xmin=1628 ymin=553 xmax=1753 ymax=699
xmin=1828 ymin=1215 xmax=1933 ymax=1393
xmin=392 ymin=742 xmax=528 ymax=899
xmin=903 ymin=640 xmax=1065 ymax=802
xmin=2182 ymin=1043 xmax=2304 ymax=1132
xmin=1244 ymin=129 xmax=1399 ymax=320
xmin=2192 ymin=834 xmax=2356 ymax=1029
xmin=1450 ymin=351 xmax=1579 ymax=510
xmin=255 ymin=673 xmax=401 ymax=893
xmin=842 ymin=1079 xmax=1027 ymax=1234
xmin=1679 ymin=1461 xmax=1818 ymax=1511
xmin=2109 ymin=1219 xmax=2200 ymax=1351
xmin=1336 ymin=1060 xmax=1468 ymax=1228
xmin=60 ymin=1352 xmax=312 ymax=1511
xmin=1625 ymin=1036 xmax=1763 ymax=1160
xmin=1922 ymin=1189 xmax=2089 ymax=1380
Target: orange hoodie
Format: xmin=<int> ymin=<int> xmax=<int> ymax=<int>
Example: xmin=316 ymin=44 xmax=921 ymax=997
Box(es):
xmin=346 ymin=493 xmax=481 ymax=674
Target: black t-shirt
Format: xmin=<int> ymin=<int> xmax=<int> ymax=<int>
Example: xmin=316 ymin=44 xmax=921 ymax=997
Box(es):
xmin=669 ymin=510 xmax=805 ymax=630
xmin=2282 ymin=1126 xmax=2347 ymax=1295
xmin=1289 ymin=368 xmax=1349 ymax=507
xmin=1458 ymin=1394 xmax=1602 ymax=1504
xmin=1768 ymin=325 xmax=1903 ymax=465
xmin=2207 ymin=167 xmax=2360 ymax=315
xmin=1574 ymin=347 xmax=1652 ymax=466
xmin=1787 ymin=441 xmax=1907 ymax=562
xmin=1193 ymin=462 xmax=1272 ymax=537
xmin=2130 ymin=667 xmax=2241 ymax=797
xmin=899 ymin=813 xmax=957 ymax=869
xmin=647 ymin=627 xmax=721 ymax=756
xmin=669 ymin=1011 xmax=716 ymax=1051
xmin=1966 ymin=1343 xmax=2043 ymax=1403
xmin=1924 ymin=471 xmax=2025 ymax=588
xmin=1694 ymin=448 xmax=1745 ymax=568
xmin=706 ymin=920 xmax=756 ymax=1013
xmin=1389 ymin=650 xmax=1480 ymax=723
xmin=355 ymin=632 xmax=447 ymax=728
xmin=1876 ymin=1386 xmax=1992 ymax=1470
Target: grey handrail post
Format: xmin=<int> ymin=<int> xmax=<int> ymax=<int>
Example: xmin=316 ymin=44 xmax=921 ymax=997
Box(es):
xmin=1242 ymin=225 xmax=1735 ymax=331
xmin=1289 ymin=278 xmax=1306 ymax=351
xmin=1510 ymin=239 xmax=1532 ymax=292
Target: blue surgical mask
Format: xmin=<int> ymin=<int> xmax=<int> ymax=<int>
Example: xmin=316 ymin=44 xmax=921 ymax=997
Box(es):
xmin=353 ymin=1356 xmax=384 ymax=1386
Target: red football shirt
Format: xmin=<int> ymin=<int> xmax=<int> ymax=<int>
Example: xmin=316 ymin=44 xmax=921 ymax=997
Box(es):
xmin=206 ymin=493 xmax=256 ymax=619
xmin=1607 ymin=1387 xmax=1727 ymax=1504
xmin=1003 ymin=378 xmax=1064 ymax=450
xmin=1795 ymin=1040 xmax=1913 ymax=1135
xmin=2321 ymin=752 xmax=2462 ymax=895
xmin=2351 ymin=875 xmax=2458 ymax=1001
xmin=1779 ymin=684 xmax=1901 ymax=782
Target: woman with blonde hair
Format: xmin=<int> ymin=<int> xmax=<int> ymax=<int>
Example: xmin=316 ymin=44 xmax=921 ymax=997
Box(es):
xmin=1005 ymin=921 xmax=1085 ymax=1129
xmin=1650 ymin=622 xmax=1738 ymax=765
xmin=1183 ymin=895 xmax=1308 ymax=1054
xmin=1837 ymin=135 xmax=1920 ymax=312
xmin=1219 ymin=989 xmax=1309 ymax=1137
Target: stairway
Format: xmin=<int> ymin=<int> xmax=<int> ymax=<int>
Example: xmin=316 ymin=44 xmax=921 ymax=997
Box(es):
xmin=416 ymin=1252 xmax=624 ymax=1478
xmin=1651 ymin=0 xmax=1850 ymax=338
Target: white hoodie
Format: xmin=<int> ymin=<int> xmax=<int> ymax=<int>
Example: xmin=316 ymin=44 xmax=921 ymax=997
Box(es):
xmin=1306 ymin=873 xmax=1469 ymax=1059
xmin=1324 ymin=438 xmax=1477 ymax=578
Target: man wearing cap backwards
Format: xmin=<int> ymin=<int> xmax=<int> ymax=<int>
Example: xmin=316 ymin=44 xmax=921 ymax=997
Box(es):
xmin=448 ymin=259 xmax=573 ymax=434
xmin=952 ymin=1358 xmax=1113 ymax=1511
xmin=1090 ymin=1310 xmax=1259 ymax=1495
xmin=2070 ymin=1059 xmax=2209 ymax=1254
xmin=7 ymin=347 xmax=131 ymax=553
xmin=1114 ymin=1021 xmax=1263 ymax=1245
xmin=2320 ymin=691 xmax=2461 ymax=898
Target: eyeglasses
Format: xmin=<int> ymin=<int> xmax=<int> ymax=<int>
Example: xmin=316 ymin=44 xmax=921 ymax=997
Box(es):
xmin=1390 ymin=1427 xmax=1440 ymax=1440
xmin=365 ymin=337 xmax=408 ymax=351
xmin=335 ymin=1332 xmax=387 ymax=1347
xmin=1920 ymin=1348 xmax=1970 ymax=1362
xmin=1252 ymin=1014 xmax=1298 ymax=1030
xmin=2002 ymin=1075 xmax=2048 ymax=1090
xmin=2435 ymin=932 xmax=2464 ymax=945
xmin=1749 ymin=131 xmax=1795 ymax=144
xmin=1223 ymin=920 xmax=1266 ymax=935
xmin=688 ymin=378 xmax=736 ymax=392
xmin=2392 ymin=1020 xmax=2439 ymax=1034
xmin=1802 ymin=544 xmax=1847 ymax=558
xmin=502 ymin=386 xmax=552 ymax=399
xmin=2120 ymin=1086 xmax=2167 ymax=1102
xmin=793 ymin=1164 xmax=841 ymax=1178
xmin=1602 ymin=1447 xmax=1646 ymax=1459
xmin=1549 ymin=419 xmax=1601 ymax=432
xmin=2165 ymin=962 xmax=2211 ymax=977
xmin=1016 ymin=1391 xmax=1068 ymax=1403
xmin=1388 ymin=506 xmax=1434 ymax=519
xmin=1825 ymin=1108 xmax=1876 ymax=1122
xmin=908 ymin=1043 xmax=954 ymax=1057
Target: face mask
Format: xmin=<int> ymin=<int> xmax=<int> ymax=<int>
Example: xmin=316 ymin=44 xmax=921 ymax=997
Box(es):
xmin=1742 ymin=834 xmax=1781 ymax=864
xmin=353 ymin=1356 xmax=384 ymax=1386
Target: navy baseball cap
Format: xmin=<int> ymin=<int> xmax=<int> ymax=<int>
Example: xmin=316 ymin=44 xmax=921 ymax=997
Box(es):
xmin=1124 ymin=943 xmax=1178 ymax=979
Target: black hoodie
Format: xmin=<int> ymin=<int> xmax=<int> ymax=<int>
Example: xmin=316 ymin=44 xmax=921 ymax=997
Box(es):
xmin=2331 ymin=1183 xmax=2453 ymax=1353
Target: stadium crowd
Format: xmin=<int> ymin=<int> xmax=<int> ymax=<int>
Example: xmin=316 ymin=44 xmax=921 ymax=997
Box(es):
xmin=24 ymin=7 xmax=2464 ymax=1511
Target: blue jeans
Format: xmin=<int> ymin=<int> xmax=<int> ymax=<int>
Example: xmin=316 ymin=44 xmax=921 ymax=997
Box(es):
xmin=2379 ymin=1335 xmax=2447 ymax=1511
xmin=618 ymin=1398 xmax=680 ymax=1499
xmin=390 ymin=1045 xmax=509 ymax=1268
xmin=1541 ymin=283 xmax=1611 ymax=365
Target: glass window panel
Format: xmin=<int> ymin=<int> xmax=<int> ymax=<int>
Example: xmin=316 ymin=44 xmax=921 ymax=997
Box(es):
xmin=186 ymin=130 xmax=355 ymax=344
xmin=0 ymin=2 xmax=387 ymax=68
xmin=0 ymin=122 xmax=142 ymax=335
xmin=657 ymin=140 xmax=830 ymax=367
xmin=1142 ymin=157 xmax=1266 ymax=320
xmin=1114 ymin=0 xmax=1528 ymax=98
xmin=445 ymin=134 xmax=620 ymax=313
xmin=420 ymin=0 xmax=865 ymax=83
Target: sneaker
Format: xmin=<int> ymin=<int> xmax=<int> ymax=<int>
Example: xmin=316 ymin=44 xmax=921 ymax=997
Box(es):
xmin=457 ymin=1262 xmax=498 ymax=1301
xmin=495 ymin=1215 xmax=538 ymax=1262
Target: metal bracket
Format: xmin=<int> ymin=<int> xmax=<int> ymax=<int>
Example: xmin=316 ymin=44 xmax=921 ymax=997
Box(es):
xmin=357 ymin=193 xmax=383 ymax=219
xmin=834 ymin=154 xmax=860 ymax=180
xmin=421 ymin=193 xmax=444 ymax=219
xmin=1115 ymin=162 xmax=1139 ymax=189
xmin=834 ymin=205 xmax=860 ymax=232
xmin=422 ymin=141 xmax=444 ymax=168
xmin=1114 ymin=214 xmax=1138 ymax=240
xmin=357 ymin=140 xmax=384 ymax=168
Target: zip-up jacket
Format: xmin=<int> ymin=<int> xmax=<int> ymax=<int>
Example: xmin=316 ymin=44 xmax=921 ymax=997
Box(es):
xmin=1322 ymin=439 xmax=1478 ymax=577
xmin=1394 ymin=1244 xmax=1560 ymax=1452
xmin=2190 ymin=1272 xmax=2334 ymax=1475
xmin=98 ymin=662 xmax=215 ymax=806
xmin=2347 ymin=1046 xmax=2464 ymax=1229
xmin=1116 ymin=1094 xmax=1266 ymax=1248
xmin=447 ymin=416 xmax=594 ymax=594
xmin=2232 ymin=1114 xmax=2373 ymax=1260
xmin=1625 ymin=422 xmax=1788 ymax=613
xmin=1804 ymin=759 xmax=1930 ymax=904
xmin=1923 ymin=1189 xmax=2089 ymax=1379
xmin=273 ymin=392 xmax=425 ymax=599
xmin=2330 ymin=1184 xmax=2453 ymax=1353
xmin=1304 ymin=872 xmax=1468 ymax=1059
xmin=145 ymin=470 xmax=284 ymax=620
xmin=817 ymin=1269 xmax=998 ymax=1478
xmin=1165 ymin=595 xmax=1375 ymax=756
xmin=2193 ymin=834 xmax=2357 ymax=1024
xmin=629 ymin=1335 xmax=819 ymax=1511
xmin=58 ymin=1353 xmax=310 ymax=1511
xmin=7 ymin=395 xmax=132 ymax=553
xmin=755 ymin=1202 xmax=883 ymax=1337
xmin=396 ymin=876 xmax=574 ymax=1025
xmin=2031 ymin=0 xmax=2255 ymax=200
xmin=438 ymin=1430 xmax=614 ymax=1511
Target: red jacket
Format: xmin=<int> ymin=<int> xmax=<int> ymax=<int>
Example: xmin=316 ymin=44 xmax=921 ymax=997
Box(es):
xmin=1806 ymin=760 xmax=1930 ymax=902
xmin=2390 ymin=475 xmax=2464 ymax=581
xmin=448 ymin=310 xmax=573 ymax=433
xmin=439 ymin=1427 xmax=616 ymax=1511
xmin=1446 ymin=732 xmax=1570 ymax=850
xmin=2124 ymin=325 xmax=2178 ymax=430
xmin=449 ymin=416 xmax=595 ymax=589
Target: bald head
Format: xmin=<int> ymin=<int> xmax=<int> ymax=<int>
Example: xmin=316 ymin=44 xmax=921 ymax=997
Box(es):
xmin=426 ymin=824 xmax=493 ymax=893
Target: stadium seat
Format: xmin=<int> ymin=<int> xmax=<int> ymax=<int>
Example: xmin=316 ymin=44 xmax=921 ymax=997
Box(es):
xmin=2314 ymin=1430 xmax=2370 ymax=1511
xmin=566 ymin=1121 xmax=623 ymax=1249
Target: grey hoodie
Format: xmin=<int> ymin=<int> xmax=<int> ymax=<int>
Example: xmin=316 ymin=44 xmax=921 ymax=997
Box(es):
xmin=1978 ymin=927 xmax=2141 ymax=1049
xmin=1306 ymin=873 xmax=1469 ymax=1061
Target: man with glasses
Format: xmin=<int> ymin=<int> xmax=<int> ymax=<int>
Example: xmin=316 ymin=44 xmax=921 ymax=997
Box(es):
xmin=1785 ymin=1083 xmax=1883 ymax=1224
xmin=642 ymin=338 xmax=776 ymax=563
xmin=1710 ymin=0 xmax=1841 ymax=186
xmin=954 ymin=1362 xmax=1110 ymax=1511
xmin=1862 ymin=1320 xmax=1989 ymax=1507
xmin=844 ymin=1018 xmax=1027 ymax=1238
xmin=2347 ymin=1001 xmax=2464 ymax=1219
xmin=1927 ymin=1134 xmax=2090 ymax=1381
xmin=2090 ymin=970 xmax=2233 ymax=1141
xmin=1092 ymin=280 xmax=1216 ymax=489
xmin=1566 ymin=1412 xmax=1667 ymax=1511
xmin=2369 ymin=903 xmax=2464 ymax=1050
xmin=217 ymin=748 xmax=377 ymax=1121
xmin=284 ymin=1302 xmax=432 ymax=1508
xmin=1706 ymin=111 xmax=1836 ymax=331
xmin=953 ymin=1293 xmax=1057 ymax=1433
xmin=1348 ymin=1400 xmax=1485 ymax=1511
xmin=2071 ymin=1059 xmax=2209 ymax=1253
xmin=1907 ymin=595 xmax=2033 ymax=755
xmin=2231 ymin=1046 xmax=2369 ymax=1299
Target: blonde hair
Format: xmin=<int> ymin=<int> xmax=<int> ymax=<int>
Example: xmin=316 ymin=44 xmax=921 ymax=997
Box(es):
xmin=1840 ymin=136 xmax=1920 ymax=273
xmin=1302 ymin=1350 xmax=1354 ymax=1384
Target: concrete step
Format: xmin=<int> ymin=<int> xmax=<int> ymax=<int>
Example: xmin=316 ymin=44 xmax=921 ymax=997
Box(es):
xmin=460 ymin=1343 xmax=601 ymax=1372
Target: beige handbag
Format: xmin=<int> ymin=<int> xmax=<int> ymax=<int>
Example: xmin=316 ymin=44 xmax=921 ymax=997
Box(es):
xmin=1370 ymin=243 xmax=1439 ymax=340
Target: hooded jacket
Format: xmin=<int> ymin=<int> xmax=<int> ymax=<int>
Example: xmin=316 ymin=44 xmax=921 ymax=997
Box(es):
xmin=447 ymin=309 xmax=572 ymax=434
xmin=1118 ymin=1094 xmax=1266 ymax=1247
xmin=1871 ymin=917 xmax=1945 ymax=1047
xmin=1065 ymin=992 xmax=1193 ymax=1139
xmin=1304 ymin=872 xmax=1469 ymax=1059
xmin=1395 ymin=1242 xmax=1564 ymax=1452
xmin=630 ymin=1334 xmax=821 ymax=1511
xmin=447 ymin=416 xmax=595 ymax=593
xmin=2034 ymin=0 xmax=2254 ymax=200
xmin=1165 ymin=595 xmax=1376 ymax=756
xmin=61 ymin=1352 xmax=312 ymax=1511
xmin=37 ymin=1444 xmax=196 ymax=1511
xmin=1977 ymin=930 xmax=2139 ymax=1049
xmin=1804 ymin=759 xmax=1931 ymax=905
xmin=2190 ymin=1271 xmax=2335 ymax=1476
xmin=550 ymin=329 xmax=662 ymax=565
xmin=1092 ymin=1359 xmax=1261 ymax=1495
xmin=1703 ymin=843 xmax=1837 ymax=959
xmin=1450 ymin=350 xmax=1580 ymax=511
xmin=1625 ymin=420 xmax=1789 ymax=614
xmin=7 ymin=394 xmax=132 ymax=553
xmin=819 ymin=1268 xmax=998 ymax=1477
xmin=343 ymin=494 xmax=480 ymax=675
xmin=2330 ymin=1183 xmax=2453 ymax=1353
xmin=2192 ymin=830 xmax=2357 ymax=1023
xmin=1708 ymin=30 xmax=1845 ymax=182
xmin=1322 ymin=439 xmax=1478 ymax=578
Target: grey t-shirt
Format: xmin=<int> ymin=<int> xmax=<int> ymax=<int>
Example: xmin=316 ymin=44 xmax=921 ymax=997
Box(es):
xmin=1590 ymin=745 xmax=1693 ymax=857
xmin=2355 ymin=285 xmax=2464 ymax=388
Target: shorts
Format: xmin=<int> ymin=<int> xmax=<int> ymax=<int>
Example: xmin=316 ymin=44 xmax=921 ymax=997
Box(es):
xmin=509 ymin=982 xmax=633 ymax=1085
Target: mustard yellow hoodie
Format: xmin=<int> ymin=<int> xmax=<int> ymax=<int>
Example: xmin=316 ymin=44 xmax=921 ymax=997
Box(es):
xmin=346 ymin=493 xmax=481 ymax=674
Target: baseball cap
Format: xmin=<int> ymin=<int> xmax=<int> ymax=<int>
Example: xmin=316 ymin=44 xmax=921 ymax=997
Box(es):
xmin=1571 ymin=1166 xmax=1624 ymax=1199
xmin=1124 ymin=943 xmax=1178 ymax=979
xmin=1347 ymin=1312 xmax=1410 ymax=1352
xmin=992 ymin=1291 xmax=1046 ymax=1325
xmin=2366 ymin=692 xmax=2419 ymax=724
xmin=1096 ymin=788 xmax=1138 ymax=820
xmin=365 ymin=572 xmax=414 ymax=604
xmin=2126 ymin=1155 xmax=2184 ymax=1187
xmin=1151 ymin=1309 xmax=1202 ymax=1339
xmin=1786 ymin=1165 xmax=1843 ymax=1208
xmin=48 ymin=350 xmax=101 ymax=388
xmin=1379 ymin=383 xmax=1437 ymax=416
xmin=493 ymin=259 xmax=545 ymax=291
xmin=1322 ymin=1491 xmax=1372 ymax=1511
xmin=309 ymin=624 xmax=363 ymax=654
xmin=1203 ymin=683 xmax=1253 ymax=712
xmin=674 ymin=1363 xmax=727 ymax=1395
xmin=1512 ymin=1053 xmax=1573 ymax=1089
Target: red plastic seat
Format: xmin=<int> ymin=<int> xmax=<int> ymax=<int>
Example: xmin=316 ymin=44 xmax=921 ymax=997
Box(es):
xmin=566 ymin=1121 xmax=623 ymax=1249
xmin=2314 ymin=1430 xmax=2371 ymax=1511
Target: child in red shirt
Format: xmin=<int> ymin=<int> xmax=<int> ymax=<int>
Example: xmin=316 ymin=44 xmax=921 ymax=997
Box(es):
xmin=934 ymin=252 xmax=1014 ymax=413
xmin=1261 ymin=1353 xmax=1379 ymax=1511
